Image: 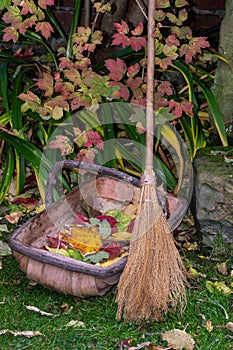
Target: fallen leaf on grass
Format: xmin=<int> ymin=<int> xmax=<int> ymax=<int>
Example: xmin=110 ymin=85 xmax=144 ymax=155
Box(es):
xmin=127 ymin=342 xmax=161 ymax=349
xmin=218 ymin=262 xmax=228 ymax=276
xmin=0 ymin=329 xmax=43 ymax=338
xmin=184 ymin=241 xmax=198 ymax=251
xmin=226 ymin=322 xmax=233 ymax=332
xmin=25 ymin=305 xmax=58 ymax=317
xmin=0 ymin=224 xmax=8 ymax=233
xmin=5 ymin=210 xmax=23 ymax=224
xmin=161 ymin=329 xmax=195 ymax=350
xmin=65 ymin=320 xmax=86 ymax=328
xmin=206 ymin=281 xmax=232 ymax=295
xmin=206 ymin=320 xmax=213 ymax=332
xmin=0 ymin=241 xmax=11 ymax=257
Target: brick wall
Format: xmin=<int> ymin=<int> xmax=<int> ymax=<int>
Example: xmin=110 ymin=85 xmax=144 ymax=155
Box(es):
xmin=53 ymin=0 xmax=226 ymax=35
xmin=191 ymin=0 xmax=226 ymax=30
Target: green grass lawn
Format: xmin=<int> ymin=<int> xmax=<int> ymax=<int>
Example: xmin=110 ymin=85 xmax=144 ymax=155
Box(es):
xmin=0 ymin=237 xmax=232 ymax=350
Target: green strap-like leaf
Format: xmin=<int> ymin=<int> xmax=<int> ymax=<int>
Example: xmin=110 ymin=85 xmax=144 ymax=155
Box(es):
xmin=193 ymin=75 xmax=228 ymax=147
xmin=0 ymin=146 xmax=14 ymax=204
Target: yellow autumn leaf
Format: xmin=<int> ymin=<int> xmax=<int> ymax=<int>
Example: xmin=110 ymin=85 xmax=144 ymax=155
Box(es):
xmin=206 ymin=320 xmax=213 ymax=332
xmin=111 ymin=232 xmax=132 ymax=242
xmin=62 ymin=226 xmax=102 ymax=254
xmin=96 ymin=252 xmax=128 ymax=267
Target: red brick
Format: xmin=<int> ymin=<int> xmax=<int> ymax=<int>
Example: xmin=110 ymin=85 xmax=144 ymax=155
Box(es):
xmin=55 ymin=0 xmax=75 ymax=7
xmin=190 ymin=14 xmax=222 ymax=30
xmin=195 ymin=0 xmax=226 ymax=10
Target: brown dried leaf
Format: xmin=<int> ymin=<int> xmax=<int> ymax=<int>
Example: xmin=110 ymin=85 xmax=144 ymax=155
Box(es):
xmin=218 ymin=262 xmax=228 ymax=276
xmin=0 ymin=329 xmax=43 ymax=338
xmin=25 ymin=305 xmax=58 ymax=317
xmin=206 ymin=320 xmax=213 ymax=332
xmin=161 ymin=329 xmax=195 ymax=350
xmin=226 ymin=322 xmax=233 ymax=332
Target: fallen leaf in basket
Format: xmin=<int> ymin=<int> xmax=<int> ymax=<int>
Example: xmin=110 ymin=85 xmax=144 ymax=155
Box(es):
xmin=96 ymin=252 xmax=128 ymax=266
xmin=161 ymin=329 xmax=195 ymax=350
xmin=45 ymin=247 xmax=70 ymax=257
xmin=100 ymin=241 xmax=125 ymax=259
xmin=25 ymin=305 xmax=58 ymax=317
xmin=95 ymin=215 xmax=117 ymax=228
xmin=63 ymin=226 xmax=102 ymax=254
xmin=0 ymin=329 xmax=43 ymax=338
xmin=111 ymin=231 xmax=132 ymax=242
xmin=74 ymin=213 xmax=89 ymax=225
xmin=83 ymin=251 xmax=109 ymax=264
xmin=46 ymin=235 xmax=68 ymax=250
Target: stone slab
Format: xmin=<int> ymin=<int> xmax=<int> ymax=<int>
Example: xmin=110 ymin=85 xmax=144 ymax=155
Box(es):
xmin=194 ymin=146 xmax=233 ymax=245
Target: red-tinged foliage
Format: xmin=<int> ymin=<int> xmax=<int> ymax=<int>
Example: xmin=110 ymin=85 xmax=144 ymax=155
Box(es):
xmin=38 ymin=0 xmax=54 ymax=9
xmin=37 ymin=73 xmax=54 ymax=97
xmin=126 ymin=219 xmax=135 ymax=233
xmin=3 ymin=26 xmax=19 ymax=43
xmin=169 ymin=100 xmax=194 ymax=118
xmin=100 ymin=241 xmax=125 ymax=259
xmin=11 ymin=197 xmax=39 ymax=207
xmin=113 ymin=20 xmax=129 ymax=35
xmin=105 ymin=58 xmax=127 ymax=81
xmin=127 ymin=63 xmax=140 ymax=79
xmin=74 ymin=213 xmax=90 ymax=225
xmin=84 ymin=130 xmax=104 ymax=150
xmin=95 ymin=215 xmax=117 ymax=228
xmin=46 ymin=235 xmax=67 ymax=250
xmin=129 ymin=36 xmax=147 ymax=51
xmin=35 ymin=21 xmax=54 ymax=39
xmin=131 ymin=22 xmax=144 ymax=36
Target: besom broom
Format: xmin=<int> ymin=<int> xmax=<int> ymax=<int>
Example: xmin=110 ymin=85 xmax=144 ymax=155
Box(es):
xmin=116 ymin=0 xmax=187 ymax=322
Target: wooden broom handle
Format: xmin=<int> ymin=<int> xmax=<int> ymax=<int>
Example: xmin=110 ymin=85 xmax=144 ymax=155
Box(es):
xmin=145 ymin=0 xmax=156 ymax=170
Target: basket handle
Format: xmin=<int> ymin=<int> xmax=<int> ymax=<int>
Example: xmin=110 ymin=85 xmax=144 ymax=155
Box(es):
xmin=45 ymin=160 xmax=140 ymax=208
xmin=45 ymin=160 xmax=189 ymax=232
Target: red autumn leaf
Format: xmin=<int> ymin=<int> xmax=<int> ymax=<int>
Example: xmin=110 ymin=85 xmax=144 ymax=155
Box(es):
xmin=3 ymin=6 xmax=21 ymax=26
xmin=18 ymin=16 xmax=37 ymax=35
xmin=84 ymin=130 xmax=104 ymax=150
xmin=112 ymin=33 xmax=130 ymax=47
xmin=127 ymin=219 xmax=135 ymax=233
xmin=95 ymin=215 xmax=117 ymax=228
xmin=131 ymin=22 xmax=144 ymax=36
xmin=35 ymin=21 xmax=53 ymax=39
xmin=100 ymin=241 xmax=124 ymax=259
xmin=45 ymin=96 xmax=69 ymax=110
xmin=46 ymin=235 xmax=67 ymax=250
xmin=166 ymin=34 xmax=180 ymax=46
xmin=11 ymin=197 xmax=39 ymax=206
xmin=3 ymin=27 xmax=19 ymax=43
xmin=18 ymin=91 xmax=40 ymax=104
xmin=157 ymin=81 xmax=173 ymax=96
xmin=37 ymin=72 xmax=54 ymax=97
xmin=105 ymin=58 xmax=127 ymax=81
xmin=38 ymin=0 xmax=54 ymax=9
xmin=113 ymin=20 xmax=129 ymax=35
xmin=59 ymin=57 xmax=74 ymax=69
xmin=127 ymin=63 xmax=140 ymax=78
xmin=129 ymin=36 xmax=147 ymax=51
xmin=74 ymin=213 xmax=90 ymax=225
xmin=109 ymin=82 xmax=130 ymax=100
xmin=127 ymin=77 xmax=142 ymax=90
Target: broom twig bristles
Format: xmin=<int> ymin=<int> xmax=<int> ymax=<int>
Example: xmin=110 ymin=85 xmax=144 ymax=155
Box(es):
xmin=116 ymin=169 xmax=187 ymax=322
